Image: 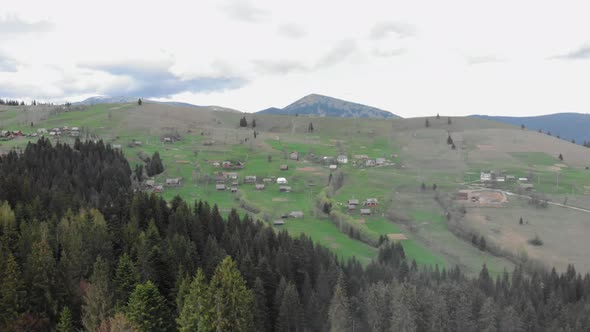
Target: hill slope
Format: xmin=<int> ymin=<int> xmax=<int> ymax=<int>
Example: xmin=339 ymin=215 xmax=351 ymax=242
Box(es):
xmin=472 ymin=113 xmax=590 ymax=144
xmin=257 ymin=94 xmax=400 ymax=118
xmin=74 ymin=96 xmax=241 ymax=113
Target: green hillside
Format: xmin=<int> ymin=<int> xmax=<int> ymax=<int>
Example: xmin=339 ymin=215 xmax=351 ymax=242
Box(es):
xmin=3 ymin=103 xmax=590 ymax=274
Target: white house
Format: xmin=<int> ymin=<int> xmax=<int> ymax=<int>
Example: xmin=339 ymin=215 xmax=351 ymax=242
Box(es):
xmin=480 ymin=172 xmax=492 ymax=182
xmin=337 ymin=155 xmax=348 ymax=164
xmin=276 ymin=177 xmax=288 ymax=184
xmin=329 ymin=164 xmax=337 ymax=170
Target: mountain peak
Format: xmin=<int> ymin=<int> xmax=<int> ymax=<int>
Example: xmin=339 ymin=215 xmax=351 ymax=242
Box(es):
xmin=258 ymin=94 xmax=400 ymax=119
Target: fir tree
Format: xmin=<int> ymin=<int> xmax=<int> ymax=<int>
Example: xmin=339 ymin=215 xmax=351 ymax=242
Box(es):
xmin=328 ymin=273 xmax=352 ymax=332
xmin=127 ymin=281 xmax=171 ymax=332
xmin=0 ymin=253 xmax=21 ymax=325
xmin=82 ymin=256 xmax=113 ymax=332
xmin=113 ymin=253 xmax=139 ymax=308
xmin=56 ymin=306 xmax=74 ymax=332
xmin=177 ymin=268 xmax=211 ymax=332
xmin=207 ymin=257 xmax=254 ymax=331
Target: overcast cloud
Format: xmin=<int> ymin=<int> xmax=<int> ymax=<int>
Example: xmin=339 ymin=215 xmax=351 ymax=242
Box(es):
xmin=2 ymin=0 xmax=590 ymax=116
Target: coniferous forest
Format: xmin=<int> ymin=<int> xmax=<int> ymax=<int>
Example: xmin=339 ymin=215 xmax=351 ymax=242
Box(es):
xmin=2 ymin=139 xmax=590 ymax=331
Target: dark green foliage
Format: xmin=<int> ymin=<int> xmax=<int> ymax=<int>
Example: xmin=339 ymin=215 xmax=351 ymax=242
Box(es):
xmin=2 ymin=137 xmax=590 ymax=331
xmin=529 ymin=234 xmax=544 ymax=246
xmin=138 ymin=98 xmax=142 ymax=106
xmin=127 ymin=281 xmax=172 ymax=332
xmin=447 ymin=135 xmax=453 ymax=145
xmin=425 ymin=119 xmax=430 ymax=127
xmin=56 ymin=307 xmax=74 ymax=332
xmin=146 ymin=151 xmax=164 ymax=176
xmin=559 ymin=153 xmax=564 ymax=161
xmin=309 ymin=122 xmax=314 ymax=132
xmin=239 ymin=116 xmax=248 ymax=127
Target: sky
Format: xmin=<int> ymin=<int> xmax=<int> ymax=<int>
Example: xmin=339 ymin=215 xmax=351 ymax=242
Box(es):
xmin=1 ymin=0 xmax=590 ymax=117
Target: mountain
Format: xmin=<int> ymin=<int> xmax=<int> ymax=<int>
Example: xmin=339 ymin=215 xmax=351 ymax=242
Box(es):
xmin=74 ymin=96 xmax=242 ymax=113
xmin=472 ymin=113 xmax=590 ymax=144
xmin=257 ymin=94 xmax=400 ymax=118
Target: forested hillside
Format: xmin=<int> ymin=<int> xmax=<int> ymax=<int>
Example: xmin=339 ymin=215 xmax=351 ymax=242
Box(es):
xmin=2 ymin=139 xmax=590 ymax=331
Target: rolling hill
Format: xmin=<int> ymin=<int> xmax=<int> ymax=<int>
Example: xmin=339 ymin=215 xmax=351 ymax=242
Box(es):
xmin=74 ymin=96 xmax=242 ymax=113
xmin=472 ymin=113 xmax=590 ymax=144
xmin=257 ymin=93 xmax=400 ymax=118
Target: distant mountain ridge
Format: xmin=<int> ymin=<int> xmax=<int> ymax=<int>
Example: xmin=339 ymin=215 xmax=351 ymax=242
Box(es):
xmin=74 ymin=96 xmax=241 ymax=113
xmin=472 ymin=113 xmax=590 ymax=144
xmin=257 ymin=94 xmax=400 ymax=118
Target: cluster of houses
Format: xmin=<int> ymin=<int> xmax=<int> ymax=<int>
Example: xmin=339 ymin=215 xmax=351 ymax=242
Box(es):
xmin=1 ymin=126 xmax=81 ymax=140
xmin=480 ymin=170 xmax=533 ymax=191
xmin=39 ymin=126 xmax=81 ymax=138
xmin=145 ymin=177 xmax=182 ymax=193
xmin=212 ymin=170 xmax=293 ymax=193
xmin=346 ymin=198 xmax=379 ymax=215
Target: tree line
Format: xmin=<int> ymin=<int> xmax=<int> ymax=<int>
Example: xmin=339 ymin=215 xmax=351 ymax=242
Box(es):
xmin=2 ymin=139 xmax=590 ymax=331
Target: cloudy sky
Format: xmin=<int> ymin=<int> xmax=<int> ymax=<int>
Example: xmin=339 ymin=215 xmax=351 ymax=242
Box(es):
xmin=2 ymin=0 xmax=590 ymax=117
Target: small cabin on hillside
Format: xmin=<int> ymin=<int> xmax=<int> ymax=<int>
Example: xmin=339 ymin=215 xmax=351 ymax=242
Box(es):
xmin=216 ymin=184 xmax=226 ymax=190
xmin=329 ymin=164 xmax=337 ymax=170
xmin=376 ymin=158 xmax=386 ymax=165
xmin=166 ymin=178 xmax=182 ymax=186
xmin=145 ymin=180 xmax=156 ymax=188
xmin=255 ymin=184 xmax=265 ymax=190
xmin=337 ymin=155 xmax=348 ymax=164
xmin=273 ymin=220 xmax=285 ymax=226
xmin=153 ymin=185 xmax=164 ymax=193
xmin=279 ymin=186 xmax=292 ymax=192
xmin=280 ymin=164 xmax=289 ymax=171
xmin=277 ymin=177 xmax=288 ymax=184
xmin=365 ymin=198 xmax=379 ymax=207
xmin=245 ymin=175 xmax=257 ymax=183
xmin=348 ymin=199 xmax=360 ymax=206
xmin=365 ymin=159 xmax=376 ymax=167
xmin=360 ymin=209 xmax=371 ymax=216
xmin=289 ymin=211 xmax=304 ymax=218
xmin=480 ymin=172 xmax=492 ymax=182
xmin=290 ymin=152 xmax=299 ymax=160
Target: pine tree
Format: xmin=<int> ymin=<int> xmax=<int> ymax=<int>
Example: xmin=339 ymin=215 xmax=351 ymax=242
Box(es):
xmin=177 ymin=268 xmax=211 ymax=332
xmin=252 ymin=277 xmax=271 ymax=332
xmin=277 ymin=282 xmax=303 ymax=332
xmin=0 ymin=253 xmax=21 ymax=325
xmin=309 ymin=122 xmax=314 ymax=132
xmin=138 ymin=98 xmax=142 ymax=106
xmin=25 ymin=238 xmax=56 ymax=318
xmin=328 ymin=273 xmax=352 ymax=332
xmin=478 ymin=297 xmax=498 ymax=332
xmin=207 ymin=257 xmax=254 ymax=331
xmin=82 ymin=256 xmax=113 ymax=331
xmin=559 ymin=153 xmax=564 ymax=161
xmin=113 ymin=253 xmax=139 ymax=308
xmin=127 ymin=281 xmax=171 ymax=332
xmin=447 ymin=135 xmax=454 ymax=145
xmin=425 ymin=119 xmax=430 ymax=128
xmin=448 ymin=117 xmax=452 ymax=125
xmin=252 ymin=119 xmax=256 ymax=128
xmin=56 ymin=306 xmax=74 ymax=332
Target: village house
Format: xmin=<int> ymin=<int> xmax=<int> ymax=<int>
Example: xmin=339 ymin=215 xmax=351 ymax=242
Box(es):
xmin=145 ymin=180 xmax=156 ymax=188
xmin=290 ymin=151 xmax=299 ymax=160
xmin=37 ymin=128 xmax=48 ymax=134
xmin=231 ymin=185 xmax=238 ymax=193
xmin=163 ymin=137 xmax=173 ymax=143
xmin=262 ymin=178 xmax=272 ymax=183
xmin=255 ymin=184 xmax=265 ymax=190
xmin=71 ymin=127 xmax=79 ymax=132
xmin=360 ymin=209 xmax=371 ymax=216
xmin=244 ymin=175 xmax=257 ymax=184
xmin=70 ymin=131 xmax=80 ymax=137
xmin=289 ymin=211 xmax=304 ymax=218
xmin=277 ymin=177 xmax=288 ymax=184
xmin=354 ymin=154 xmax=369 ymax=160
xmin=153 ymin=185 xmax=164 ymax=193
xmin=216 ymin=184 xmax=226 ymax=190
xmin=222 ymin=161 xmax=244 ymax=169
xmin=365 ymin=159 xmax=376 ymax=167
xmin=279 ymin=186 xmax=292 ymax=192
xmin=365 ymin=198 xmax=379 ymax=206
xmin=280 ymin=164 xmax=289 ymax=171
xmin=112 ymin=144 xmax=122 ymax=149
xmin=496 ymin=176 xmax=506 ymax=182
xmin=273 ymin=220 xmax=285 ymax=226
xmin=519 ymin=183 xmax=534 ymax=191
xmin=212 ymin=161 xmax=221 ymax=167
xmin=225 ymin=172 xmax=238 ymax=180
xmin=337 ymin=155 xmax=348 ymax=164
xmin=347 ymin=204 xmax=357 ymax=211
xmin=480 ymin=171 xmax=492 ymax=182
xmin=329 ymin=164 xmax=337 ymax=170
xmin=348 ymin=199 xmax=360 ymax=206
xmin=166 ymin=178 xmax=182 ymax=186
xmin=376 ymin=158 xmax=386 ymax=165
xmin=518 ymin=177 xmax=529 ymax=182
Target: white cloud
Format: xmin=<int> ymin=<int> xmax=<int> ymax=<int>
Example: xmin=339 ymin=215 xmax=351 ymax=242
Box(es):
xmin=2 ymin=0 xmax=590 ymax=116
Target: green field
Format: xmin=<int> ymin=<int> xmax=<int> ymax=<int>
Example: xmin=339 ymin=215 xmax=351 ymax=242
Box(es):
xmin=4 ymin=103 xmax=590 ymax=274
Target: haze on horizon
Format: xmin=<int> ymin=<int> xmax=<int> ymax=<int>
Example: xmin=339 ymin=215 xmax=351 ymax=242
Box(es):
xmin=2 ymin=0 xmax=590 ymax=117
